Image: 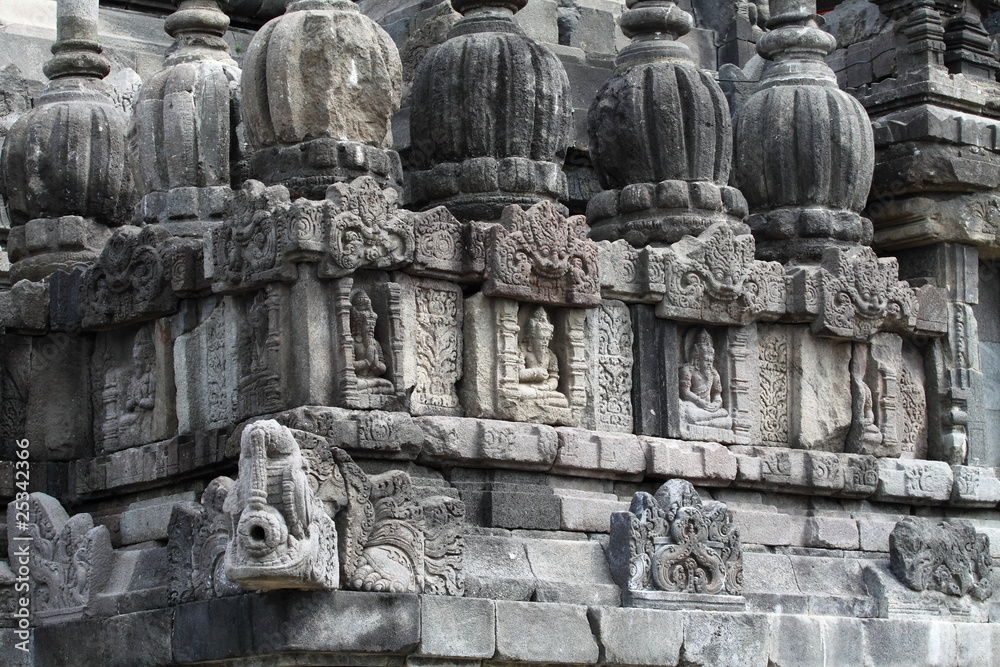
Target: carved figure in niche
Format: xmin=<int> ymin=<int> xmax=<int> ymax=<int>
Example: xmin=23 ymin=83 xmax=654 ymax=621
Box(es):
xmin=118 ymin=327 xmax=156 ymax=444
xmin=350 ymin=290 xmax=393 ymax=394
xmin=679 ymin=329 xmax=732 ymax=430
xmin=518 ymin=307 xmax=561 ymax=398
xmin=247 ymin=291 xmax=269 ymax=373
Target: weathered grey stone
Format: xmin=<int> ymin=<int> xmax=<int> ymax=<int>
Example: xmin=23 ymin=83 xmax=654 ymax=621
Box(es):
xmin=494 ymin=600 xmax=600 ymax=664
xmin=588 ymin=605 xmax=683 ymax=666
xmin=862 ymin=618 xmax=958 ymax=667
xmin=734 ymin=0 xmax=875 ymax=262
xmin=553 ymin=487 xmax=628 ymax=532
xmin=119 ymin=491 xmax=198 ymax=546
xmin=524 ymin=537 xmax=619 ymax=605
xmin=417 ymin=596 xmax=495 ymax=659
xmin=552 ymin=428 xmax=646 ymax=480
xmin=803 ymin=514 xmax=861 ymax=550
xmin=890 ymin=516 xmax=993 ymax=600
xmin=419 ymin=417 xmax=559 ymax=470
xmin=461 ymin=534 xmax=535 ymax=601
xmin=874 ymin=459 xmax=954 ymax=504
xmin=768 ymin=614 xmax=864 ymax=667
xmin=681 ymin=611 xmax=771 ymax=667
xmin=0 ymin=279 xmax=49 ymax=334
xmin=646 ymin=437 xmax=738 ymax=485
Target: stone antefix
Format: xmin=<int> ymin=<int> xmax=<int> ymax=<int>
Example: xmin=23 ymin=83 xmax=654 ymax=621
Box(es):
xmin=1 ymin=0 xmax=137 ymax=281
xmin=609 ymin=479 xmax=743 ymax=610
xmin=6 ymin=493 xmax=113 ymax=621
xmin=889 ymin=516 xmax=993 ymax=600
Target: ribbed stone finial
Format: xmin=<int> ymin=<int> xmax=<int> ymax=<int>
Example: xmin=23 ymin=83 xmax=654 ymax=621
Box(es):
xmin=407 ymin=0 xmax=572 ymax=221
xmin=1 ymin=0 xmax=137 ymax=282
xmin=240 ymin=0 xmax=403 ymax=199
xmin=585 ymin=0 xmax=748 ymax=247
xmin=130 ymin=0 xmax=243 ymax=233
xmin=732 ymin=0 xmax=875 ymax=263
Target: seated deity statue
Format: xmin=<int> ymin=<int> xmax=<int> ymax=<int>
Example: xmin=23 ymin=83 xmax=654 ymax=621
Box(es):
xmin=856 ymin=379 xmax=883 ymax=443
xmin=350 ymin=290 xmax=393 ymax=393
xmin=518 ymin=307 xmax=563 ymax=399
xmin=123 ymin=328 xmax=156 ymax=425
xmin=679 ymin=328 xmax=732 ymax=430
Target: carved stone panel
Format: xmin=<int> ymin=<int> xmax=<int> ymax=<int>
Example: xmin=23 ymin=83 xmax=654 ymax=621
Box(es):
xmin=7 ymin=493 xmax=113 ymax=621
xmin=463 ymin=294 xmax=587 ymax=426
xmin=484 ymin=200 xmax=601 ymax=308
xmin=583 ymin=300 xmax=633 ymax=433
xmin=397 ymin=275 xmax=463 ymax=417
xmin=847 ymin=335 xmax=904 ymax=458
xmin=174 ymin=296 xmax=240 ymax=435
xmin=899 ymin=341 xmax=929 ymax=459
xmin=757 ymin=324 xmax=790 ymax=447
xmin=609 ymin=479 xmax=743 ymax=610
xmin=92 ymin=322 xmax=176 ymax=452
xmin=889 ymin=517 xmax=992 ymax=600
xmin=632 ymin=313 xmax=758 ymax=445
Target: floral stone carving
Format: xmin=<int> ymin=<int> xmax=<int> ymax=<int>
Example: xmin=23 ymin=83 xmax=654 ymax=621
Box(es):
xmin=787 ymin=244 xmax=923 ymax=341
xmin=218 ymin=420 xmax=464 ymax=594
xmin=889 ymin=516 xmax=992 ymax=600
xmin=484 ymin=200 xmax=600 ymax=308
xmin=609 ymin=479 xmax=743 ymax=610
xmin=7 ymin=493 xmax=113 ymax=620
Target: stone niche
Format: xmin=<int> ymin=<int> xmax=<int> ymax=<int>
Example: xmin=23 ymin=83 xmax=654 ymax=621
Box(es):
xmin=92 ymin=322 xmax=176 ymax=452
xmin=633 ymin=308 xmax=759 ymax=445
xmin=229 ymin=268 xmax=409 ymax=421
xmin=462 ymin=293 xmax=587 ymax=426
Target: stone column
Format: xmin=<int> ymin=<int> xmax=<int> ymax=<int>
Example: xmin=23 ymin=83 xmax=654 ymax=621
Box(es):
xmin=241 ymin=0 xmax=403 ymax=200
xmin=733 ymin=0 xmax=876 ymax=264
xmin=408 ymin=0 xmax=573 ymax=221
xmin=586 ymin=0 xmax=749 ymax=247
xmin=1 ymin=0 xmax=137 ymax=282
xmin=131 ymin=0 xmax=244 ymax=235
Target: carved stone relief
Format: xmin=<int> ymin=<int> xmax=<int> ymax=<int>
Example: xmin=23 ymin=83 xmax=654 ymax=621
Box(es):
xmin=758 ymin=324 xmax=790 ymax=447
xmin=215 ymin=420 xmax=464 ymax=594
xmin=583 ymin=300 xmax=633 ymax=433
xmin=398 ymin=275 xmax=464 ymax=417
xmin=235 ymin=286 xmax=283 ymax=420
xmin=7 ymin=493 xmax=113 ymax=620
xmin=899 ymin=342 xmax=929 ymax=459
xmin=168 ymin=477 xmax=241 ymax=603
xmin=609 ymin=479 xmax=743 ymax=609
xmin=93 ymin=323 xmax=175 ymax=452
xmin=890 ymin=516 xmax=993 ymax=600
xmin=463 ymin=294 xmax=587 ymax=426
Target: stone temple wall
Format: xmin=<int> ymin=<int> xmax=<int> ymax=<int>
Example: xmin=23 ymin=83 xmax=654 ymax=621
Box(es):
xmin=0 ymin=0 xmax=1000 ymax=665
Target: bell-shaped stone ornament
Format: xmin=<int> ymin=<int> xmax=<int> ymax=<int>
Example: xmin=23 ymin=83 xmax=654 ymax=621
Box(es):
xmin=408 ymin=0 xmax=573 ymax=221
xmin=241 ymin=0 xmax=403 ymax=199
xmin=131 ymin=0 xmax=244 ymax=233
xmin=1 ymin=0 xmax=138 ymax=281
xmin=586 ymin=0 xmax=749 ymax=247
xmin=733 ymin=0 xmax=875 ymax=263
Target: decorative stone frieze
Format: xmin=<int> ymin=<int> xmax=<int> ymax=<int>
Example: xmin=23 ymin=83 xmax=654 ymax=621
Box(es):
xmin=409 ymin=0 xmax=572 ymax=220
xmin=220 ymin=420 xmax=464 ymax=594
xmin=731 ymin=446 xmax=880 ymax=497
xmin=1 ymin=0 xmax=137 ymax=281
xmin=484 ymin=200 xmax=600 ymax=308
xmin=582 ymin=300 xmax=634 ymax=433
xmin=212 ymin=177 xmax=415 ymax=294
xmin=609 ymin=479 xmax=743 ymax=609
xmin=7 ymin=493 xmax=113 ymax=621
xmin=242 ymin=0 xmax=403 ymax=198
xmin=889 ymin=516 xmax=993 ymax=599
xmin=587 ymin=0 xmax=747 ymax=247
xmin=131 ymin=0 xmax=243 ymax=232
xmin=734 ymin=0 xmax=876 ymax=262
xmin=81 ymin=226 xmax=208 ymax=329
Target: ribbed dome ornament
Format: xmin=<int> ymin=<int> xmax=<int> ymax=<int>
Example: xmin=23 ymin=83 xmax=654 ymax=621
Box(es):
xmin=733 ymin=0 xmax=876 ymax=263
xmin=408 ymin=0 xmax=573 ymax=221
xmin=1 ymin=0 xmax=138 ymax=282
xmin=586 ymin=0 xmax=749 ymax=248
xmin=130 ymin=0 xmax=243 ymax=235
xmin=241 ymin=0 xmax=403 ymax=200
